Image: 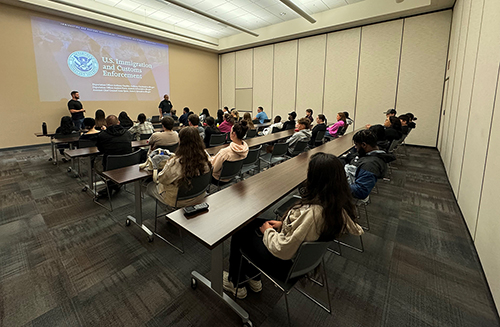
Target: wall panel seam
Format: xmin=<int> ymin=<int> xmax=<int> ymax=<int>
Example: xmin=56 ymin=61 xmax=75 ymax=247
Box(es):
xmin=353 ymin=27 xmax=362 ymax=131
xmin=294 ymin=40 xmax=299 ymax=113
xmin=321 ymin=35 xmax=328 ymax=115
xmin=473 ymin=63 xmax=500 ymax=241
xmin=394 ymin=19 xmax=405 ymax=109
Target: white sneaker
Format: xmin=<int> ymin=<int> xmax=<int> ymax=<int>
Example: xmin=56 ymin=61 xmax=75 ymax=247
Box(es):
xmin=223 ymin=271 xmax=247 ymax=299
xmin=247 ymin=279 xmax=262 ymax=293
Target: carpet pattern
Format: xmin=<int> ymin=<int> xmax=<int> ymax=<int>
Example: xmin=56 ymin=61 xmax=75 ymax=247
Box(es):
xmin=0 ymin=145 xmax=498 ymax=326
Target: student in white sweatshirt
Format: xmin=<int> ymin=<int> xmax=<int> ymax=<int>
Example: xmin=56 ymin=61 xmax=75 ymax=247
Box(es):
xmin=223 ymin=152 xmax=362 ymax=299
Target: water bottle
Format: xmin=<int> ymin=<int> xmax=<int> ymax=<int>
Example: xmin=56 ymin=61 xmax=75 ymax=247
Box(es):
xmin=42 ymin=122 xmax=47 ymax=135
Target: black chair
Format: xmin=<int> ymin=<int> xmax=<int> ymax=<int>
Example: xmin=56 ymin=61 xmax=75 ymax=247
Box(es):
xmin=238 ymin=145 xmax=262 ymax=177
xmin=140 ymin=133 xmax=152 ymax=140
xmin=271 ymin=127 xmax=281 ymax=134
xmin=264 ymin=119 xmax=271 ymax=123
xmin=151 ymin=115 xmax=161 ymax=123
xmin=260 ymin=143 xmax=288 ymax=168
xmin=312 ymin=130 xmax=326 ymax=147
xmin=288 ymin=140 xmax=309 ymax=157
xmin=236 ymin=241 xmax=332 ymax=326
xmin=78 ymin=139 xmax=96 ymax=148
xmin=225 ymin=132 xmax=232 ymax=144
xmin=209 ymin=133 xmax=226 ymax=147
xmin=246 ymin=129 xmax=257 ymax=139
xmin=252 ymin=119 xmax=260 ymax=124
xmin=94 ymin=150 xmax=142 ymax=211
xmin=212 ymin=158 xmax=245 ymax=191
xmin=164 ymin=143 xmax=179 ymax=153
xmin=153 ymin=123 xmax=162 ymax=129
xmin=153 ymin=170 xmax=212 ymax=253
xmin=337 ymin=125 xmax=347 ymax=136
xmin=274 ymin=195 xmax=301 ymax=219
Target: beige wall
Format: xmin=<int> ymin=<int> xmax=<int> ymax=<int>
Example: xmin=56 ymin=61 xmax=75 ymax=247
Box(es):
xmin=437 ymin=0 xmax=500 ymax=312
xmin=0 ymin=3 xmax=219 ymax=149
xmin=219 ymin=11 xmax=451 ymax=147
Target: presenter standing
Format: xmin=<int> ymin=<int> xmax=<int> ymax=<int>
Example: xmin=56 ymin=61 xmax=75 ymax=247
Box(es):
xmin=159 ymin=94 xmax=173 ymax=117
xmin=68 ymin=91 xmax=85 ymax=130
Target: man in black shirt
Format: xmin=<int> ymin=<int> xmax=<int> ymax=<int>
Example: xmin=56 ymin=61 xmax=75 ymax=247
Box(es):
xmin=309 ymin=114 xmax=327 ymax=147
xmin=158 ymin=94 xmax=173 ymax=117
xmin=67 ymin=91 xmax=85 ymax=130
xmin=179 ymin=107 xmax=190 ymax=126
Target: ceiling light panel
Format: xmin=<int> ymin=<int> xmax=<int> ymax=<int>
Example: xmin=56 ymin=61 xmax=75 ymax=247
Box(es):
xmin=90 ymin=0 xmax=363 ymax=39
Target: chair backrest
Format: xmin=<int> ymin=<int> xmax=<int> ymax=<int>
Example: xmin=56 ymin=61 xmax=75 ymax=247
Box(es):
xmin=271 ymin=127 xmax=281 ymax=134
xmin=176 ymin=169 xmax=212 ymax=204
xmin=151 ymin=115 xmax=161 ymax=123
xmin=387 ymin=138 xmax=400 ymax=153
xmin=225 ymin=132 xmax=232 ymax=143
xmin=264 ymin=119 xmax=271 ymax=123
xmin=105 ymin=150 xmax=142 ymax=171
xmin=288 ymin=241 xmax=332 ymax=280
xmin=242 ymin=145 xmax=262 ymax=166
xmin=290 ymin=140 xmax=308 ymax=155
xmin=140 ymin=133 xmax=152 ymax=140
xmin=272 ymin=142 xmax=288 ymax=157
xmin=338 ymin=125 xmax=347 ymax=136
xmin=78 ymin=139 xmax=96 ymax=148
xmin=209 ymin=133 xmax=226 ymax=147
xmin=246 ymin=129 xmax=257 ymax=139
xmin=153 ymin=123 xmax=162 ymax=129
xmin=164 ymin=143 xmax=179 ymax=153
xmin=285 ymin=123 xmax=295 ymax=130
xmin=220 ymin=158 xmax=245 ymax=181
xmin=315 ymin=130 xmax=326 ymax=142
xmin=252 ymin=119 xmax=260 ymax=124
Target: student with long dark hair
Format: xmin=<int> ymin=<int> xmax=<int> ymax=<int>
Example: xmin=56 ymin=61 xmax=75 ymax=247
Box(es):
xmin=216 ymin=109 xmax=224 ymax=125
xmin=95 ymin=109 xmax=106 ymax=130
xmin=199 ymin=108 xmax=210 ymax=124
xmin=118 ymin=111 xmax=134 ymax=129
xmin=204 ymin=116 xmax=221 ymax=148
xmin=210 ymin=120 xmax=249 ymax=184
xmin=55 ymin=116 xmax=79 ymax=157
xmin=147 ymin=127 xmax=211 ymax=207
xmin=223 ymin=152 xmax=359 ymax=298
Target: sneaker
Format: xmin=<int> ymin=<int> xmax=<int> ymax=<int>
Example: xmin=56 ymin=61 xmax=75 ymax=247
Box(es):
xmin=223 ymin=271 xmax=247 ymax=299
xmin=247 ymin=279 xmax=262 ymax=293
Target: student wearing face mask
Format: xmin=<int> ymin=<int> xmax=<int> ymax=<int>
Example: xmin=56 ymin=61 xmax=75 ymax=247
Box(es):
xmin=343 ymin=130 xmax=396 ymax=199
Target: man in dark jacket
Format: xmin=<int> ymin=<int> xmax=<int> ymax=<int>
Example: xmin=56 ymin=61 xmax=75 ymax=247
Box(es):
xmin=345 ymin=130 xmax=396 ymax=199
xmin=95 ymin=115 xmax=133 ymax=197
xmin=309 ymin=114 xmax=327 ymax=147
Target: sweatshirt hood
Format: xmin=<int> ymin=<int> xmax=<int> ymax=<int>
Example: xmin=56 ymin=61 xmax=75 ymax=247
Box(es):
xmin=299 ymin=129 xmax=312 ymax=137
xmin=229 ymin=141 xmax=249 ymax=154
xmin=105 ymin=125 xmax=127 ymax=136
xmin=367 ymin=150 xmax=396 ymax=163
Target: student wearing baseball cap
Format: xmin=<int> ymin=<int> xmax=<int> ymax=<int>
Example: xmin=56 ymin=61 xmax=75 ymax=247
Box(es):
xmin=282 ymin=112 xmax=297 ymax=130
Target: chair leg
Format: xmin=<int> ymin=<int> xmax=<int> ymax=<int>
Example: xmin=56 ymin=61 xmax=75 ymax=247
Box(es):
xmin=327 ymin=240 xmax=342 ymax=256
xmin=284 ymin=293 xmax=292 ymax=327
xmin=363 ymin=204 xmax=370 ymax=231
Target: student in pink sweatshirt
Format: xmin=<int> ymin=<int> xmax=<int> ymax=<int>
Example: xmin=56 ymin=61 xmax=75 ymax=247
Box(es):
xmin=210 ymin=120 xmax=249 ymax=185
xmin=218 ymin=113 xmax=235 ymax=133
xmin=326 ymin=112 xmax=347 ymax=137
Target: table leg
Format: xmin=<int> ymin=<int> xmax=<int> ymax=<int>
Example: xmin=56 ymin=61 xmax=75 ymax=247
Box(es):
xmin=126 ymin=180 xmax=153 ymax=241
xmin=191 ymin=243 xmax=252 ymax=326
xmin=49 ymin=136 xmax=55 ymax=162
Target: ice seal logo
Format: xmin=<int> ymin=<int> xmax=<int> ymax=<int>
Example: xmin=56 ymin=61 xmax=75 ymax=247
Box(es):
xmin=67 ymin=51 xmax=99 ymax=77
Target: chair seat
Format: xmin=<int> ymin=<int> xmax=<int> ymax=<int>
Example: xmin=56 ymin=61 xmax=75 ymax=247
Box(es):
xmin=274 ymin=195 xmax=301 ymax=218
xmin=260 ymin=153 xmax=287 ymax=165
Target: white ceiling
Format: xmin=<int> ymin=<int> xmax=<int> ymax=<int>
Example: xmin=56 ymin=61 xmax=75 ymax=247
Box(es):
xmin=92 ymin=0 xmax=365 ymax=38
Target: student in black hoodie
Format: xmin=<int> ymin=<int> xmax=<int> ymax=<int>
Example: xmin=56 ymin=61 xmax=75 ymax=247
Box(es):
xmin=95 ymin=115 xmax=133 ymax=197
xmin=399 ymin=114 xmax=410 ymax=135
xmin=367 ymin=116 xmax=402 ymax=151
xmin=344 ymin=130 xmax=396 ymax=199
xmin=309 ymin=114 xmax=327 ymax=147
xmin=282 ymin=112 xmax=297 ymax=130
xmin=204 ymin=116 xmax=221 ymax=148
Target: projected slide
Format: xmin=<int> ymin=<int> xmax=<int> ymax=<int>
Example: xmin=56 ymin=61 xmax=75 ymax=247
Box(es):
xmin=31 ymin=17 xmax=170 ymax=102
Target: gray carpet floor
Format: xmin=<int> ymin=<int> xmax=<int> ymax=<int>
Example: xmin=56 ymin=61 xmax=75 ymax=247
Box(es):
xmin=0 ymin=145 xmax=498 ymax=327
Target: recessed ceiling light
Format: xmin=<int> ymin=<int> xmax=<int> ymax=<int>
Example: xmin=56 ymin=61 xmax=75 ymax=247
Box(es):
xmin=280 ymin=12 xmax=286 ymax=16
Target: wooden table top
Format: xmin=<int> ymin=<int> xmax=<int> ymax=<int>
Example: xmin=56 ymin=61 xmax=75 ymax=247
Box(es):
xmin=206 ymin=129 xmax=294 ymax=155
xmin=64 ymin=140 xmax=148 ymax=158
xmin=166 ymin=129 xmax=358 ymax=250
xmin=101 ymin=163 xmax=152 ymax=184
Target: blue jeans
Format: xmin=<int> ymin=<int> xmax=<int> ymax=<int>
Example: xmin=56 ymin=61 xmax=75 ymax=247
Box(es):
xmin=73 ymin=118 xmax=85 ymax=130
xmin=162 ymin=112 xmax=171 ymax=117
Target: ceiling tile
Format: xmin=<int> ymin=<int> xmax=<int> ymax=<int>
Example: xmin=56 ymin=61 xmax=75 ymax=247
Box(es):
xmin=194 ymin=0 xmax=227 ymax=11
xmin=148 ymin=10 xmax=171 ymax=20
xmin=252 ymin=0 xmax=277 ymax=9
xmin=345 ymin=0 xmax=363 ymax=3
xmin=115 ymin=0 xmax=142 ymax=11
xmin=264 ymin=3 xmax=300 ymax=19
xmin=320 ymin=0 xmax=347 ymax=9
xmin=133 ymin=4 xmax=158 ymax=15
xmin=174 ymin=20 xmax=195 ymax=27
xmin=95 ymin=0 xmax=122 ymax=6
xmin=302 ymin=0 xmax=329 ymax=14
xmin=207 ymin=2 xmax=239 ymax=14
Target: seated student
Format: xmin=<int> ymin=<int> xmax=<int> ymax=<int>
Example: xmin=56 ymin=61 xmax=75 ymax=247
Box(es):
xmin=179 ymin=107 xmax=190 ymax=126
xmin=79 ymin=117 xmax=100 ymax=143
xmin=118 ymin=111 xmax=134 ymax=129
xmin=199 ymin=108 xmax=210 ymax=124
xmin=344 ymin=130 xmax=396 ymax=199
xmin=399 ymin=114 xmax=410 ymax=135
xmin=384 ymin=108 xmax=397 ymax=118
xmin=305 ymin=108 xmax=314 ymax=123
xmin=231 ymin=110 xmax=240 ymax=122
xmin=216 ymin=109 xmax=224 ymax=125
xmin=148 ymin=116 xmax=179 ymax=153
xmin=282 ymin=112 xmax=297 ymax=130
xmin=222 ymin=106 xmax=230 ymax=114
xmin=204 ymin=116 xmax=221 ymax=148
xmin=210 ymin=121 xmax=249 ymax=185
xmin=95 ymin=109 xmax=106 ymax=130
xmin=242 ymin=112 xmax=255 ymax=130
xmin=406 ymin=112 xmax=417 ymax=129
xmin=254 ymin=106 xmax=269 ymax=124
xmin=286 ymin=118 xmax=312 ymax=154
xmin=261 ymin=116 xmax=283 ymax=136
xmin=170 ymin=109 xmax=179 ymax=121
xmin=128 ymin=113 xmax=155 ymax=140
xmin=55 ymin=116 xmax=79 ymax=157
xmin=188 ymin=114 xmax=205 ymax=139
xmin=367 ymin=116 xmax=403 ymax=151
xmin=326 ymin=112 xmax=347 ymax=137
xmin=218 ymin=113 xmax=235 ymax=133
xmin=147 ymin=127 xmax=211 ymax=207
xmin=309 ymin=114 xmax=327 ymax=146
xmin=223 ymin=152 xmax=360 ymax=298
